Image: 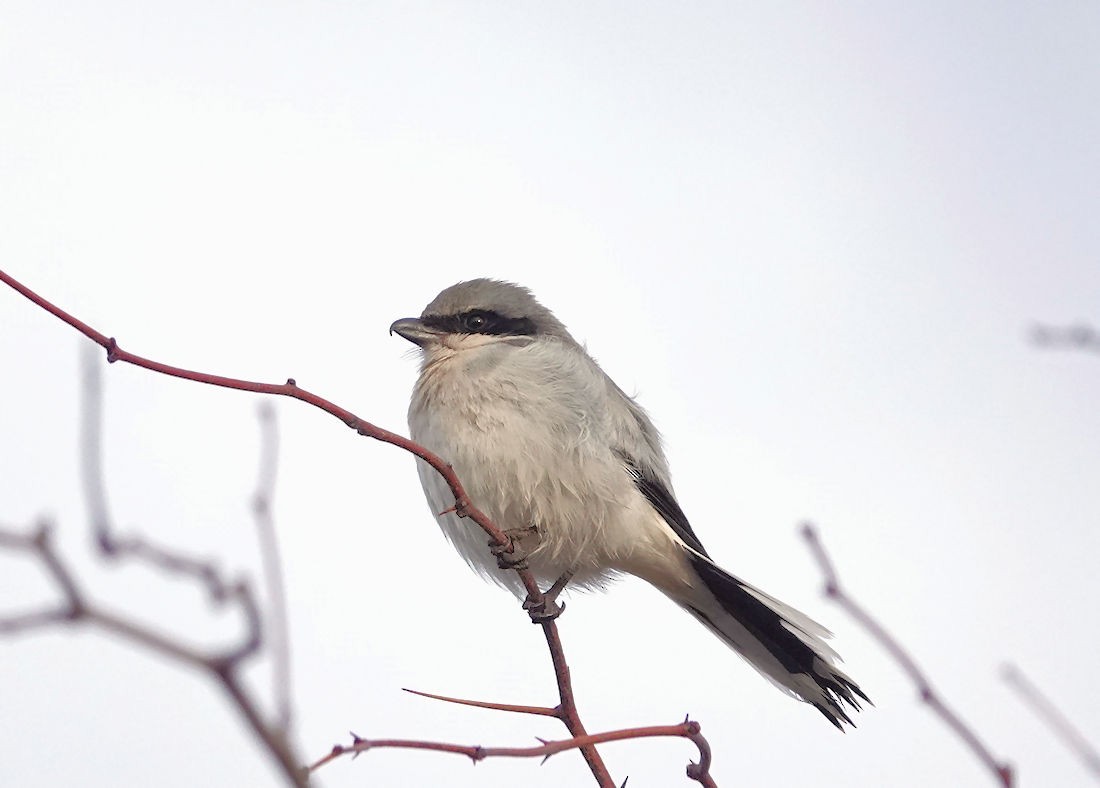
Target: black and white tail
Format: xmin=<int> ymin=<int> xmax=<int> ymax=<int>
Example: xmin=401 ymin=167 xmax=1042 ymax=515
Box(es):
xmin=682 ymin=554 xmax=869 ymax=729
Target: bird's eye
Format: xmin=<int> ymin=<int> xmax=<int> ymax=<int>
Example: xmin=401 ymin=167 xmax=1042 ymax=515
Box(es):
xmin=464 ymin=312 xmax=488 ymax=330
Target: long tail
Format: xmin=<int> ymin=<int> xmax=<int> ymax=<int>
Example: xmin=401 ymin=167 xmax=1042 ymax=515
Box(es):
xmin=681 ymin=554 xmax=869 ymax=729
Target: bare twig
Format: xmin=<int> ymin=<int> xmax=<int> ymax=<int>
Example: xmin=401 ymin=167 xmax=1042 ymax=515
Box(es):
xmin=79 ymin=349 xmax=238 ymax=604
xmin=1 ymin=342 xmax=306 ymax=786
xmin=1002 ymin=663 xmax=1100 ymax=780
xmin=309 ymin=720 xmax=717 ymax=787
xmin=801 ymin=522 xmax=1013 ymax=787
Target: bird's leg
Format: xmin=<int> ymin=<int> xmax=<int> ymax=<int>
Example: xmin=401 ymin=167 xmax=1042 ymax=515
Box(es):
xmin=489 ymin=526 xmax=540 ymax=570
xmin=523 ymin=570 xmax=574 ymax=623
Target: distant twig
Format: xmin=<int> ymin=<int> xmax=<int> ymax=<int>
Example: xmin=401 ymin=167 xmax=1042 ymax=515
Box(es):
xmin=0 ymin=347 xmax=304 ymax=786
xmin=253 ymin=401 xmax=294 ymax=733
xmin=0 ymin=519 xmax=303 ymax=784
xmin=1002 ymin=663 xmax=1100 ymax=780
xmin=801 ymin=522 xmax=1013 ymax=787
xmin=1030 ymin=323 xmax=1100 ymax=354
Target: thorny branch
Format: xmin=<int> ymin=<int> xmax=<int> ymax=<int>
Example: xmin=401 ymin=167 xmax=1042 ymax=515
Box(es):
xmin=0 ymin=268 xmax=717 ymax=786
xmin=308 ymin=720 xmax=716 ymax=787
xmin=801 ymin=522 xmax=1013 ymax=787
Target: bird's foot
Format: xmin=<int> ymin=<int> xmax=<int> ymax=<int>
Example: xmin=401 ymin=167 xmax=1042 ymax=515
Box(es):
xmin=523 ymin=594 xmax=564 ymax=622
xmin=489 ymin=526 xmax=540 ymax=570
xmin=522 ymin=570 xmax=574 ymax=623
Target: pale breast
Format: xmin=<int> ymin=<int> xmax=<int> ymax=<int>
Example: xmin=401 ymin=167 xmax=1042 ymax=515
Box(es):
xmin=407 ymin=342 xmax=646 ymax=592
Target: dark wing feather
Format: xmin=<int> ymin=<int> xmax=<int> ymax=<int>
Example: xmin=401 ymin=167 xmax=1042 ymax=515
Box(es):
xmin=618 ymin=453 xmax=710 ymax=559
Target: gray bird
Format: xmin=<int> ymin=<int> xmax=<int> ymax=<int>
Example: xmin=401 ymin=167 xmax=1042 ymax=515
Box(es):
xmin=391 ymin=278 xmax=867 ymax=728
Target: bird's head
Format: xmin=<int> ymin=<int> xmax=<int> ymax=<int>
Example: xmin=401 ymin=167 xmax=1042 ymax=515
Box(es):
xmin=390 ymin=279 xmax=574 ymax=359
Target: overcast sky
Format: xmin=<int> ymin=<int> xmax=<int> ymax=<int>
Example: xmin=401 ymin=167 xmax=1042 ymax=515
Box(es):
xmin=3 ymin=3 xmax=1099 ymax=787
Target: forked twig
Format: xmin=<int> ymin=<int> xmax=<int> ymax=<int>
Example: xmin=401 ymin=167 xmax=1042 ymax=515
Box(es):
xmin=1 ymin=345 xmax=304 ymax=785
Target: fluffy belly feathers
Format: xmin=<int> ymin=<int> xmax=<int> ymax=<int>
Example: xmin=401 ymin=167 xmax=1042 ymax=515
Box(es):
xmin=410 ymin=396 xmax=645 ymax=592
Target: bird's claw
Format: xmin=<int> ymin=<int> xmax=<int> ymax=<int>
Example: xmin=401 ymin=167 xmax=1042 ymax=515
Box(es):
xmin=523 ymin=594 xmax=565 ymax=623
xmin=489 ymin=527 xmax=540 ymax=570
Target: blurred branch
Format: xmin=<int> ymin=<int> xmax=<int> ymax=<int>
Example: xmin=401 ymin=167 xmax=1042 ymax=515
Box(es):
xmin=1030 ymin=322 xmax=1100 ymax=354
xmin=78 ymin=350 xmax=242 ymax=606
xmin=0 ymin=346 xmax=305 ymax=786
xmin=1001 ymin=663 xmax=1100 ymax=781
xmin=309 ymin=720 xmax=716 ymax=787
xmin=254 ymin=401 xmax=294 ymax=734
xmin=801 ymin=522 xmax=1013 ymax=787
xmin=0 ymin=519 xmax=303 ymax=784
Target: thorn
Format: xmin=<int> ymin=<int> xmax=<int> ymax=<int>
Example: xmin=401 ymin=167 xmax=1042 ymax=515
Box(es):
xmin=620 ymin=778 xmax=630 ymax=788
xmin=350 ymin=730 xmax=363 ymax=744
xmin=534 ymin=736 xmax=549 ymax=745
xmin=285 ymin=378 xmax=297 ymax=387
xmin=330 ymin=744 xmax=344 ymax=755
xmin=438 ymin=505 xmax=457 ymax=516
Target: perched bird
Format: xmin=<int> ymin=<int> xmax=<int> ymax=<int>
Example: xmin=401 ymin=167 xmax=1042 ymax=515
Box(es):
xmin=390 ymin=279 xmax=867 ymax=728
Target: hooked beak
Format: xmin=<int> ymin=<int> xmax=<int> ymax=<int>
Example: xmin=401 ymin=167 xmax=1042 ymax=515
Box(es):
xmin=389 ymin=317 xmax=444 ymax=348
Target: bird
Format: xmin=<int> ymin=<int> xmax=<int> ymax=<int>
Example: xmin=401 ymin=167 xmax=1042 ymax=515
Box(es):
xmin=390 ymin=278 xmax=867 ymax=728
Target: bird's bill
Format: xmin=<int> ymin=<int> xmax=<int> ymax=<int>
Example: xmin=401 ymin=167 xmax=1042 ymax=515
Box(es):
xmin=389 ymin=317 xmax=444 ymax=347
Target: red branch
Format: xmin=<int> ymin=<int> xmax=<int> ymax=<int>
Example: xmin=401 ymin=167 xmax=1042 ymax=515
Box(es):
xmin=801 ymin=522 xmax=1013 ymax=787
xmin=307 ymin=721 xmax=716 ymax=787
xmin=0 ymin=268 xmax=715 ymax=786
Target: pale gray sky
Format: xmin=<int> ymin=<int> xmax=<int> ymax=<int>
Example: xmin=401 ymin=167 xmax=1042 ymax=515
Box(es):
xmin=2 ymin=3 xmax=1099 ymax=787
